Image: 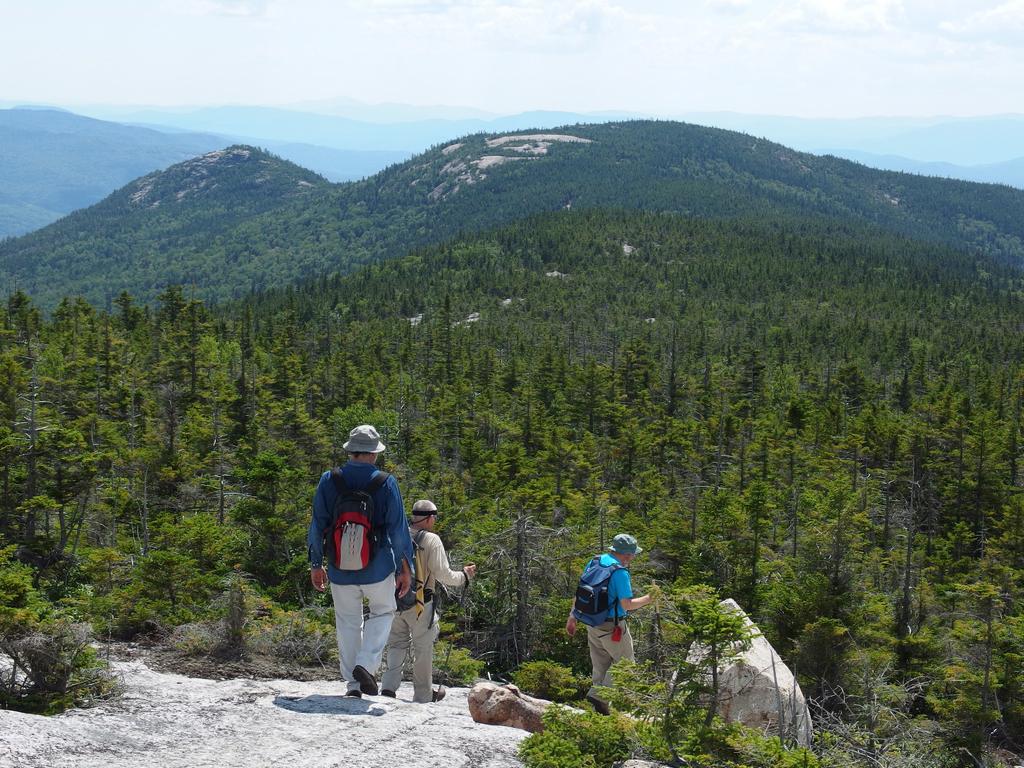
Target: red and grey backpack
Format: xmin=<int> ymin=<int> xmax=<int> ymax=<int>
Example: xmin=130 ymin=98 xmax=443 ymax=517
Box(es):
xmin=324 ymin=469 xmax=390 ymax=570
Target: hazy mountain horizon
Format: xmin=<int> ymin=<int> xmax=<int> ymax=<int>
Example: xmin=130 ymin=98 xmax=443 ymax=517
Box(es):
xmin=8 ymin=97 xmax=1024 ymax=165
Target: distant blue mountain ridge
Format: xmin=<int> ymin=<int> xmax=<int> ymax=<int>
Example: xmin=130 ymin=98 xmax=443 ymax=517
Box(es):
xmin=81 ymin=102 xmax=1024 ymax=174
xmin=93 ymin=105 xmax=632 ymax=152
xmin=0 ymin=108 xmax=224 ymax=238
xmin=824 ymin=149 xmax=1024 ymax=190
xmin=678 ymin=112 xmax=1024 ymax=167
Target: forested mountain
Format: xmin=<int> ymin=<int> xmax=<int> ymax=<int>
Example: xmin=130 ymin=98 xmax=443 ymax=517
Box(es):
xmin=0 ymin=147 xmax=329 ymax=306
xmin=3 ymin=208 xmax=1023 ymax=763
xmin=0 ymin=108 xmax=227 ymax=238
xmin=0 ymin=107 xmax=413 ymax=241
xmin=5 ymin=120 xmax=1024 ymax=309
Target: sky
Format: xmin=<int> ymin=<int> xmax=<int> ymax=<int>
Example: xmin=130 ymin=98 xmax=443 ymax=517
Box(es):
xmin=1 ymin=0 xmax=1022 ymax=117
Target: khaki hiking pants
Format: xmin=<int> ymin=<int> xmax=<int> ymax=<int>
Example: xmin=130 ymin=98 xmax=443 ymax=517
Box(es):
xmin=381 ymin=604 xmax=440 ymax=703
xmin=585 ymin=619 xmax=634 ymax=700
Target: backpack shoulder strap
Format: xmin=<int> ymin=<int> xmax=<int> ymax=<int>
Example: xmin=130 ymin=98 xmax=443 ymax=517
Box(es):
xmin=330 ymin=468 xmax=348 ymax=496
xmin=595 ymin=553 xmax=624 ymax=572
xmin=365 ymin=471 xmax=390 ymax=493
xmin=607 ymin=560 xmax=625 ymax=627
xmin=413 ymin=528 xmax=427 ymax=548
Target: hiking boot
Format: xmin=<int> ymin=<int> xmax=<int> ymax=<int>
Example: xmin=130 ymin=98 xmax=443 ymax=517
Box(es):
xmin=352 ymin=665 xmax=379 ymax=696
xmin=344 ymin=689 xmax=362 ymax=698
xmin=586 ymin=692 xmax=610 ymax=716
xmin=380 ymin=689 xmax=396 ymax=698
xmin=432 ymin=686 xmax=446 ymax=703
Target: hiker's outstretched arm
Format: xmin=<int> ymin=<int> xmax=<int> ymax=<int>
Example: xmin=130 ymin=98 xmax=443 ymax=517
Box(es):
xmin=423 ymin=536 xmax=470 ymax=588
xmin=307 ymin=471 xmax=333 ymax=568
xmin=620 ymin=594 xmax=653 ymax=611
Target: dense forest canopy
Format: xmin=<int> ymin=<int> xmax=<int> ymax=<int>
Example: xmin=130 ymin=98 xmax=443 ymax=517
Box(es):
xmin=3 ymin=121 xmax=1024 ymax=309
xmin=2 ymin=208 xmax=1023 ymax=766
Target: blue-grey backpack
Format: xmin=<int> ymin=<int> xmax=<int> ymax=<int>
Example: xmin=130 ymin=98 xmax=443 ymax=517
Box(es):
xmin=573 ymin=556 xmax=624 ymax=627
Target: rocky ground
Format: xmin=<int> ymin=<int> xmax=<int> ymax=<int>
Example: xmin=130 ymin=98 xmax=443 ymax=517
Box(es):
xmin=114 ymin=640 xmax=342 ymax=682
xmin=0 ymin=657 xmax=527 ymax=768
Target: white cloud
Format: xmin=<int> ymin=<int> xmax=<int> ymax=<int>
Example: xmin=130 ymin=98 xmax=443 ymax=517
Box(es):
xmin=939 ymin=0 xmax=1024 ymax=45
xmin=2 ymin=0 xmax=1022 ymax=116
xmin=704 ymin=0 xmax=755 ymax=14
xmin=180 ymin=0 xmax=271 ymax=17
xmin=553 ymin=0 xmax=620 ymax=35
xmin=362 ymin=0 xmax=482 ymax=14
xmin=355 ymin=0 xmax=639 ymax=54
xmin=774 ymin=0 xmax=904 ymax=35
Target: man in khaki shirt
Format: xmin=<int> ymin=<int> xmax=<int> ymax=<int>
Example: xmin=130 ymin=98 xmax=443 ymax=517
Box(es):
xmin=381 ymin=499 xmax=476 ymax=702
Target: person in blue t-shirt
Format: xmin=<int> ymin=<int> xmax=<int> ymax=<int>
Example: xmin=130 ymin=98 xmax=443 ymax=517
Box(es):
xmin=308 ymin=424 xmax=413 ymax=698
xmin=566 ymin=533 xmax=654 ymax=715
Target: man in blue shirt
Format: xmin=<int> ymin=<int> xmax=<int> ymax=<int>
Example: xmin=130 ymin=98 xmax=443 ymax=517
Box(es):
xmin=566 ymin=533 xmax=654 ymax=715
xmin=308 ymin=424 xmax=413 ymax=698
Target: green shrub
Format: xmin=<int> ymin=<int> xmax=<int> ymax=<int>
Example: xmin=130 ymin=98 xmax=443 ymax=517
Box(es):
xmin=169 ymin=621 xmax=221 ymax=655
xmin=519 ymin=730 xmax=596 ymax=768
xmin=513 ymin=660 xmax=589 ymax=703
xmin=106 ymin=594 xmax=172 ymax=639
xmin=0 ymin=619 xmax=117 ymax=714
xmin=0 ymin=546 xmax=116 ymax=714
xmin=531 ymin=598 xmax=592 ymax=672
xmin=433 ymin=640 xmax=485 ymax=685
xmin=724 ymin=725 xmax=823 ymax=768
xmin=0 ymin=545 xmax=46 ymax=620
xmin=247 ymin=609 xmax=337 ymax=666
xmin=519 ymin=705 xmax=636 ymax=768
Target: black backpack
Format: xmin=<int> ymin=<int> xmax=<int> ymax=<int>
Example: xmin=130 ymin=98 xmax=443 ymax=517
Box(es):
xmin=324 ymin=469 xmax=390 ymax=571
xmin=396 ymin=528 xmax=428 ymax=613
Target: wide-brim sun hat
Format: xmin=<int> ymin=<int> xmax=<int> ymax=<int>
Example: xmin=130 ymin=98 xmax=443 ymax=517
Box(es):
xmin=609 ymin=533 xmax=642 ymax=555
xmin=343 ymin=424 xmax=387 ymax=453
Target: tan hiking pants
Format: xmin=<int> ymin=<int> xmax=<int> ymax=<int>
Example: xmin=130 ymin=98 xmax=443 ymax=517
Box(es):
xmin=585 ymin=619 xmax=634 ymax=699
xmin=381 ymin=604 xmax=440 ymax=703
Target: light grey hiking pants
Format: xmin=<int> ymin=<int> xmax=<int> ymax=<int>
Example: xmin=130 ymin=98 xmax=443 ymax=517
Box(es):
xmin=585 ymin=619 xmax=634 ymax=700
xmin=330 ymin=574 xmax=396 ymax=694
xmin=381 ymin=604 xmax=440 ymax=703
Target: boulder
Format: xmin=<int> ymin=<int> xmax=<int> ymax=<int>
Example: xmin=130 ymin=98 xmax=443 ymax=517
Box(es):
xmin=468 ymin=682 xmax=550 ymax=732
xmin=692 ymin=599 xmax=813 ymax=747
